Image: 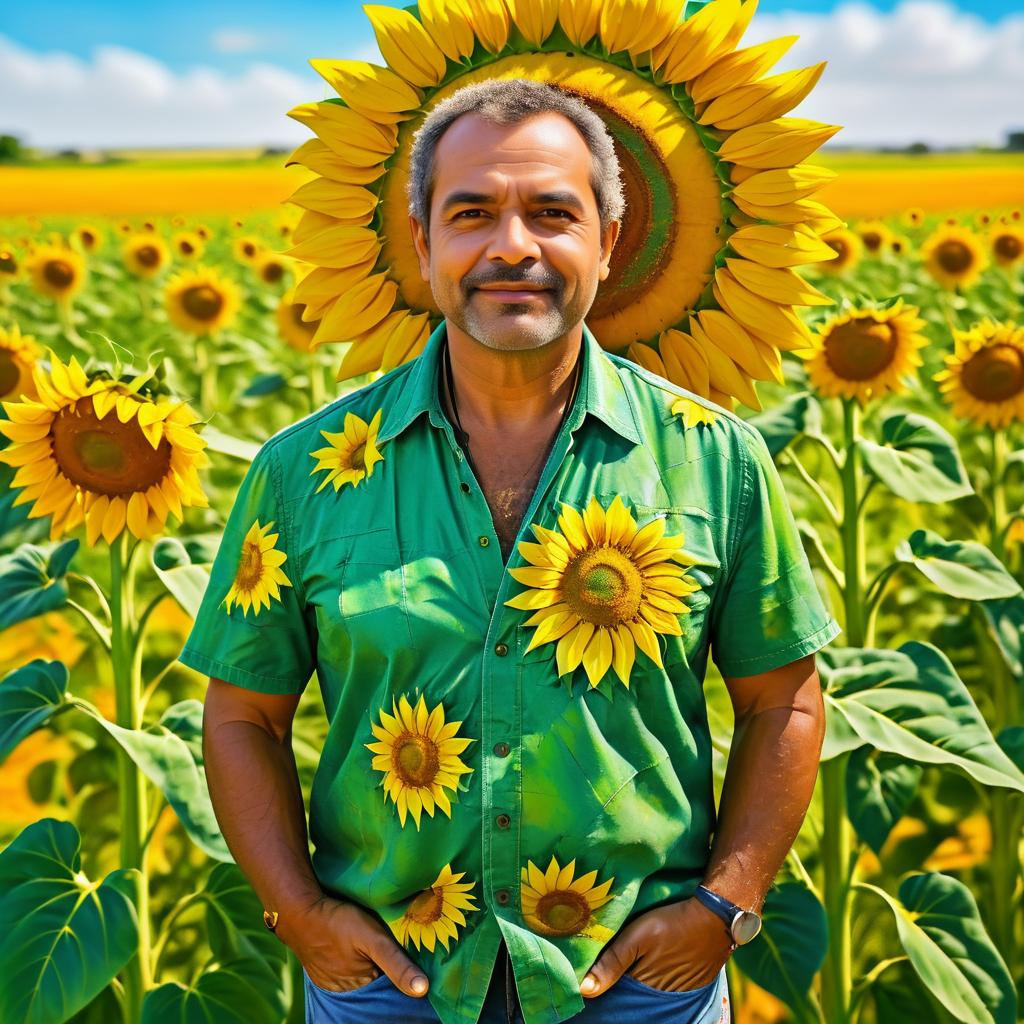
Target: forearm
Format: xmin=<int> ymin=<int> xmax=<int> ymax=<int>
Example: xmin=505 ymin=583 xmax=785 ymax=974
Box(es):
xmin=700 ymin=701 xmax=825 ymax=912
xmin=203 ymin=718 xmax=323 ymax=918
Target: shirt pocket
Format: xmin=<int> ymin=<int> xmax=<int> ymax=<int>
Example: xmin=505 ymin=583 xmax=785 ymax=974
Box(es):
xmin=336 ymin=528 xmax=414 ymax=649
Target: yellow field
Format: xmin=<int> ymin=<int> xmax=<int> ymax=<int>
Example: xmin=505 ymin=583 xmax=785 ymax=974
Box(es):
xmin=2 ymin=152 xmax=1021 ymax=218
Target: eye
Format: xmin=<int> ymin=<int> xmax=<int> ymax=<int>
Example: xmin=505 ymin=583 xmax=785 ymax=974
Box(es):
xmin=453 ymin=209 xmax=484 ymax=219
xmin=539 ymin=209 xmax=572 ymax=219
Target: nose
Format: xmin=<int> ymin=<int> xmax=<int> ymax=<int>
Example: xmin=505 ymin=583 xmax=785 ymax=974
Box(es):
xmin=485 ymin=211 xmax=542 ymax=265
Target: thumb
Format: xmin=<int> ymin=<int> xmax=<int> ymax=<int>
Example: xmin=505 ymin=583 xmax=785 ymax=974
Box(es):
xmin=581 ymin=941 xmax=633 ymax=998
xmin=368 ymin=933 xmax=430 ymax=998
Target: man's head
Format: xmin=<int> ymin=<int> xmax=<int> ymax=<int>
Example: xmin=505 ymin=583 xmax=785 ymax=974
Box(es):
xmin=407 ymin=78 xmax=625 ymax=352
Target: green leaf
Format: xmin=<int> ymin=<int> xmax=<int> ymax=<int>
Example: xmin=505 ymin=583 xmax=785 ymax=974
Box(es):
xmin=152 ymin=536 xmax=212 ymax=618
xmin=0 ymin=818 xmax=139 ymax=1024
xmin=199 ymin=425 xmax=260 ymax=461
xmin=846 ymin=747 xmax=922 ymax=854
xmin=240 ymin=373 xmax=288 ymax=398
xmin=978 ymin=593 xmax=1024 ymax=679
xmin=857 ymin=413 xmax=973 ymax=503
xmin=818 ymin=642 xmax=1024 ymax=791
xmin=997 ymin=727 xmax=1024 ymax=773
xmin=731 ymin=881 xmax=826 ymax=1014
xmin=895 ymin=529 xmax=1020 ymax=601
xmin=746 ymin=392 xmax=825 ymax=457
xmin=860 ymin=873 xmax=1017 ymax=1024
xmin=78 ymin=702 xmax=232 ymax=862
xmin=0 ymin=539 xmax=80 ymax=629
xmin=142 ymin=958 xmax=286 ymax=1024
xmin=0 ymin=659 xmax=69 ymax=765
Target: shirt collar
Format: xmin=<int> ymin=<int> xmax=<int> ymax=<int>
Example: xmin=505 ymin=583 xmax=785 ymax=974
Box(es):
xmin=376 ymin=318 xmax=643 ymax=447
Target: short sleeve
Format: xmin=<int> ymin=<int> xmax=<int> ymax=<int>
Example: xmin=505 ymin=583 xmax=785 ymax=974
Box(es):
xmin=178 ymin=442 xmax=316 ymax=694
xmin=710 ymin=422 xmax=842 ymax=678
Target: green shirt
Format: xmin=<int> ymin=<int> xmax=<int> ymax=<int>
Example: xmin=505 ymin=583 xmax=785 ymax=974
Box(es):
xmin=178 ymin=319 xmax=841 ymax=1024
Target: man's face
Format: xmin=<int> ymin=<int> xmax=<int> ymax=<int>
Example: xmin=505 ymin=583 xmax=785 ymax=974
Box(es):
xmin=410 ymin=110 xmax=620 ymax=351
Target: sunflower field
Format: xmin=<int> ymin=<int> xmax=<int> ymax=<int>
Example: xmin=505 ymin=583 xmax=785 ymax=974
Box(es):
xmin=1 ymin=0 xmax=1023 ymax=1022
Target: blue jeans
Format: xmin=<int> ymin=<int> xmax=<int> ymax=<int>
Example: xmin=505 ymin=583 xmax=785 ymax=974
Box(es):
xmin=303 ymin=944 xmax=730 ymax=1024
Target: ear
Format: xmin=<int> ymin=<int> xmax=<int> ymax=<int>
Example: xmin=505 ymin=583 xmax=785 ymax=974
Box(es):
xmin=409 ymin=215 xmax=431 ymax=282
xmin=598 ymin=219 xmax=621 ymax=282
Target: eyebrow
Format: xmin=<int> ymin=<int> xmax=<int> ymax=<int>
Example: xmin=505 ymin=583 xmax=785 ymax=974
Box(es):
xmin=439 ymin=190 xmax=587 ymax=215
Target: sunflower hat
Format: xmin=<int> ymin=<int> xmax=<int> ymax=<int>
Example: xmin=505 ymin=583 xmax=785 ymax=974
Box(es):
xmin=284 ymin=0 xmax=843 ymax=413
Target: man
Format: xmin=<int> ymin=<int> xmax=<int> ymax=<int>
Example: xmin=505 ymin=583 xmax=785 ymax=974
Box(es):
xmin=179 ymin=78 xmax=841 ymax=1024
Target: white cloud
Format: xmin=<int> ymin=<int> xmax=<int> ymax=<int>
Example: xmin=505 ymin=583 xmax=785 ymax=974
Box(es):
xmin=0 ymin=34 xmax=329 ymax=148
xmin=0 ymin=2 xmax=1022 ymax=150
xmin=741 ymin=0 xmax=1024 ymax=147
xmin=211 ymin=29 xmax=268 ymax=55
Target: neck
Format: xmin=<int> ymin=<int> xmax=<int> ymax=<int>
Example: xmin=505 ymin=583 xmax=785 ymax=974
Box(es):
xmin=444 ymin=320 xmax=583 ymax=433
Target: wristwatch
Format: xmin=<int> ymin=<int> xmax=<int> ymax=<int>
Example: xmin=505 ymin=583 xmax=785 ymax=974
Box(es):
xmin=694 ymin=885 xmax=762 ymax=949
xmin=263 ymin=909 xmax=280 ymax=932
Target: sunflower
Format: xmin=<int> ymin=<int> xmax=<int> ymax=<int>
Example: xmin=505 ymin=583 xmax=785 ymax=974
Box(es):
xmin=889 ymin=234 xmax=912 ymax=258
xmin=921 ymin=224 xmax=988 ymax=291
xmin=254 ymin=252 xmax=290 ymax=285
xmin=0 ymin=350 xmax=210 ymax=545
xmin=813 ymin=227 xmax=862 ymax=275
xmin=222 ymin=518 xmax=293 ymax=616
xmin=933 ymin=318 xmax=1024 ymax=429
xmin=71 ymin=224 xmax=104 ymax=254
xmin=195 ymin=225 xmax=212 ymax=241
xmin=505 ymin=495 xmax=703 ymax=689
xmin=232 ymin=235 xmax=265 ymax=264
xmin=283 ymin=0 xmax=841 ymax=410
xmin=855 ymin=219 xmax=894 ymax=256
xmin=797 ymin=299 xmax=930 ymax=406
xmin=900 ymin=207 xmax=925 ymax=229
xmin=388 ymin=864 xmax=478 ymax=952
xmin=521 ymin=855 xmax=615 ymax=941
xmin=164 ymin=266 xmax=241 ymax=336
xmin=0 ymin=247 xmax=19 ymax=282
xmin=366 ymin=692 xmax=475 ymax=829
xmin=276 ymin=289 xmax=322 ymax=351
xmin=171 ymin=230 xmax=205 ymax=261
xmin=988 ymin=223 xmax=1024 ymax=269
xmin=671 ymin=395 xmax=719 ymax=428
xmin=0 ymin=324 xmax=42 ymax=402
xmin=123 ymin=233 xmax=170 ymax=279
xmin=308 ymin=407 xmax=385 ymax=492
xmin=26 ymin=244 xmax=87 ymax=304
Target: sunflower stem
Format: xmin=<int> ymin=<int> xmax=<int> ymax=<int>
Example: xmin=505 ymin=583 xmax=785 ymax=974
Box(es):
xmin=68 ymin=571 xmax=113 ymax=624
xmin=780 ymin=446 xmax=841 ymax=525
xmin=195 ymin=336 xmax=218 ymax=414
xmin=65 ymin=598 xmax=112 ymax=650
xmin=109 ymin=531 xmax=153 ymax=1022
xmin=819 ymin=397 xmax=866 ymax=1024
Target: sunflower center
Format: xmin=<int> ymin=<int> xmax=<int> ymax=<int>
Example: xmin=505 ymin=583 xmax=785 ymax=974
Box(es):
xmin=51 ymin=395 xmax=173 ymax=496
xmin=393 ymin=734 xmax=440 ymax=788
xmin=242 ymin=242 xmax=256 ymax=257
xmin=262 ymin=261 xmax=285 ymax=283
xmin=291 ymin=302 xmax=314 ymax=329
xmin=961 ymin=345 xmax=1024 ymax=403
xmin=936 ymin=241 xmax=973 ymax=274
xmin=995 ymin=234 xmax=1022 ymax=261
xmin=236 ymin=539 xmax=266 ymax=591
xmin=0 ymin=252 xmax=16 ymax=273
xmin=182 ymin=285 xmax=224 ymax=321
xmin=562 ymin=546 xmax=643 ymax=627
xmin=535 ymin=890 xmax=591 ymax=937
xmin=823 ymin=320 xmax=898 ymax=381
xmin=180 ymin=240 xmax=195 ymax=255
xmin=136 ymin=245 xmax=160 ymax=268
xmin=81 ymin=230 xmax=95 ymax=246
xmin=827 ymin=238 xmax=848 ymax=263
xmin=44 ymin=260 xmax=75 ymax=288
xmin=0 ymin=350 xmax=19 ymax=398
xmin=349 ymin=442 xmax=366 ymax=469
xmin=861 ymin=231 xmax=882 ymax=252
xmin=406 ymin=887 xmax=444 ymax=925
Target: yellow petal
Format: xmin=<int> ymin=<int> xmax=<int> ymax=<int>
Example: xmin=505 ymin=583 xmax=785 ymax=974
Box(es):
xmin=364 ymin=5 xmax=448 ymax=87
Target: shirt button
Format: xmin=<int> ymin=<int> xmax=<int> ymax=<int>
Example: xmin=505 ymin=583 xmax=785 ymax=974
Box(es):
xmin=460 ymin=481 xmax=471 ymax=494
xmin=479 ymin=536 xmax=490 ymax=547
xmin=496 ymin=813 xmax=511 ymax=829
xmin=494 ymin=742 xmax=510 ymax=757
xmin=494 ymin=642 xmax=509 ymax=657
xmin=495 ymin=888 xmax=511 ymax=905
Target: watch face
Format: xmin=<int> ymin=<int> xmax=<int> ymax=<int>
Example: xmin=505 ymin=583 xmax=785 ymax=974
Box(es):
xmin=732 ymin=911 xmax=762 ymax=945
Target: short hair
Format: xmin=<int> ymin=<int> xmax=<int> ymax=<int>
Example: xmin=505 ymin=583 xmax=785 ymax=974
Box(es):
xmin=406 ymin=78 xmax=626 ymax=236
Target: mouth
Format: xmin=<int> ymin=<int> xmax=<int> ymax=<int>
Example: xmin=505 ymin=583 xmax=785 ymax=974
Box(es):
xmin=473 ymin=287 xmax=551 ymax=302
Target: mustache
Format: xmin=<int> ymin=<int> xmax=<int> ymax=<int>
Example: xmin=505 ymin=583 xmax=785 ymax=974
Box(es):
xmin=462 ymin=265 xmax=564 ymax=292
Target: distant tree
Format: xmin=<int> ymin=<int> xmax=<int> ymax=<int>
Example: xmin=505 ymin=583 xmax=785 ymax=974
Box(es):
xmin=262 ymin=146 xmax=289 ymax=156
xmin=0 ymin=135 xmax=23 ymax=161
xmin=906 ymin=142 xmax=930 ymax=154
xmin=57 ymin=149 xmax=82 ymax=161
xmin=1007 ymin=131 xmax=1024 ymax=152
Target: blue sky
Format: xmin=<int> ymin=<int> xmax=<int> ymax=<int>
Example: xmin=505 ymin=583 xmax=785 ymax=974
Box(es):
xmin=1 ymin=0 xmax=1023 ymax=148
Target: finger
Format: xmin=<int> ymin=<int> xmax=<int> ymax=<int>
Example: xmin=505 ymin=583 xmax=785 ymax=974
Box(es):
xmin=581 ymin=941 xmax=634 ymax=998
xmin=367 ymin=933 xmax=430 ymax=997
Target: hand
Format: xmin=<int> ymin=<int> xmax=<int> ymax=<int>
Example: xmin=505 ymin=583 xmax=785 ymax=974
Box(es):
xmin=277 ymin=895 xmax=430 ymax=997
xmin=580 ymin=896 xmax=733 ymax=997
